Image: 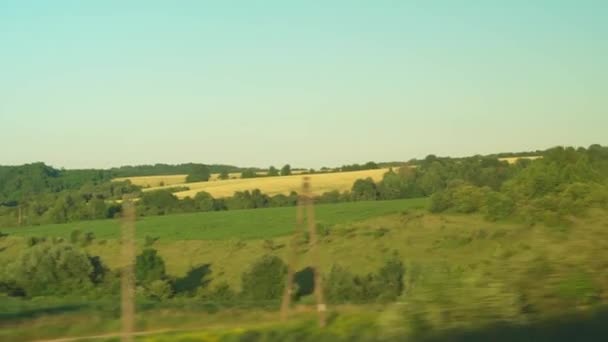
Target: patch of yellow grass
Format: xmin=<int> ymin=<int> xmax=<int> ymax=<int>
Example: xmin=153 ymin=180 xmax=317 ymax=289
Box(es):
xmin=146 ymin=168 xmax=392 ymax=199
xmin=113 ymin=174 xmax=188 ymax=188
xmin=498 ymin=156 xmax=542 ymax=164
xmin=114 ymin=170 xmax=312 ymax=187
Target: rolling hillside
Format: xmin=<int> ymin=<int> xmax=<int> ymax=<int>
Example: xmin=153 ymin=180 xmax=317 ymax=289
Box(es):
xmin=138 ymin=168 xmax=391 ymax=198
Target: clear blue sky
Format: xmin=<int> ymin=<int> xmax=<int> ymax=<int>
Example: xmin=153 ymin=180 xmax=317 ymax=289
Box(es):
xmin=1 ymin=1 xmax=606 ymax=169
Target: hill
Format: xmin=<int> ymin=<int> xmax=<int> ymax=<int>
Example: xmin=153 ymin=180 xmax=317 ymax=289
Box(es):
xmin=142 ymin=168 xmax=391 ymax=198
xmin=1 ymin=198 xmax=607 ymax=341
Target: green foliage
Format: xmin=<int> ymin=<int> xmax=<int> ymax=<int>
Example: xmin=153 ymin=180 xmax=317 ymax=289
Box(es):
xmin=185 ymin=165 xmax=211 ymax=183
xmin=425 ymin=145 xmax=608 ymax=224
xmin=482 ymin=191 xmax=515 ymax=220
xmin=390 ymin=265 xmax=522 ymax=336
xmin=268 ymin=192 xmax=298 ymax=207
xmin=325 ymin=255 xmax=405 ymax=304
xmin=376 ymin=253 xmax=405 ymax=302
xmin=144 ymin=235 xmax=160 ymax=247
xmin=5 ymin=242 xmax=98 ymax=296
xmin=144 ymin=279 xmax=174 ymax=300
xmin=241 ymin=255 xmax=287 ymax=300
xmin=110 ymin=163 xmax=242 ymax=178
xmin=351 ymin=177 xmax=378 ymax=201
xmin=241 ymin=169 xmax=258 ymax=179
xmin=135 ymin=249 xmax=167 ymax=285
xmin=225 ymin=189 xmax=270 ymax=210
xmin=218 ymin=170 xmax=230 ymax=180
xmin=137 ymin=190 xmax=180 ymax=216
xmin=316 ymin=190 xmax=351 ymax=204
xmin=280 ymin=164 xmax=292 ymax=176
xmin=325 ymin=265 xmax=359 ymax=303
xmin=340 ymin=161 xmax=380 ymax=172
xmin=193 ymin=191 xmax=222 ymax=212
xmin=198 ymin=280 xmax=237 ymax=302
xmin=268 ymin=166 xmax=279 ymax=177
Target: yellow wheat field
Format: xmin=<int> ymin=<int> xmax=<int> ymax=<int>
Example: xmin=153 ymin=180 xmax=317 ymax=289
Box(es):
xmin=113 ymin=174 xmax=188 ymax=188
xmin=116 ymin=170 xmax=316 ymax=188
xmin=498 ymin=156 xmax=542 ymax=164
xmin=135 ymin=168 xmax=391 ymax=199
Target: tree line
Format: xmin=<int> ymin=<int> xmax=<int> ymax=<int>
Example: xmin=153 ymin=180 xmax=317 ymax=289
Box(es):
xmin=2 ymin=144 xmax=607 ymax=228
xmin=0 ymin=234 xmax=405 ymax=305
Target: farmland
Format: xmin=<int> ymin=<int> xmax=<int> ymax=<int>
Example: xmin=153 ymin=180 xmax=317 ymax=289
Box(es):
xmin=2 ymin=146 xmax=607 ymax=341
xmin=141 ymin=168 xmax=391 ymax=199
xmin=2 ymin=198 xmax=608 ymax=341
xmin=113 ymin=174 xmax=188 ymax=188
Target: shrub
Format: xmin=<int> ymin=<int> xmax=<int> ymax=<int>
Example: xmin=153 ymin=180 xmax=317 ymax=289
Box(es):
xmin=325 ymin=265 xmax=359 ymax=303
xmin=241 ymin=255 xmax=287 ymax=300
xmin=376 ymin=253 xmax=405 ymax=301
xmin=144 ymin=235 xmax=160 ymax=247
xmin=70 ymin=229 xmax=82 ymax=244
xmin=146 ymin=279 xmax=174 ymax=300
xmin=198 ymin=281 xmax=237 ymax=302
xmin=6 ymin=242 xmax=97 ymax=296
xmin=135 ymin=249 xmax=167 ymax=285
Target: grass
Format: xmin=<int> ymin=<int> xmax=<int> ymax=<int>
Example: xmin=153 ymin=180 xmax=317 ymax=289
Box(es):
xmin=1 ymin=201 xmax=608 ymax=341
xmin=1 ymin=198 xmax=427 ymax=241
xmin=149 ymin=168 xmax=391 ymax=198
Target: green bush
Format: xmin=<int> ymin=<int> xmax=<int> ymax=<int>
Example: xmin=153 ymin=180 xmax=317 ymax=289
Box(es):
xmin=146 ymin=279 xmax=174 ymax=300
xmin=135 ymin=248 xmax=167 ymax=285
xmin=241 ymin=255 xmax=287 ymax=301
xmin=6 ymin=242 xmax=97 ymax=296
xmin=198 ymin=281 xmax=237 ymax=302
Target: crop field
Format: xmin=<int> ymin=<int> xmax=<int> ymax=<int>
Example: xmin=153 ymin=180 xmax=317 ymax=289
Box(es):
xmin=145 ymin=168 xmax=392 ymax=199
xmin=0 ymin=198 xmax=427 ymax=241
xmin=113 ymin=174 xmax=188 ymax=188
xmin=498 ymin=156 xmax=542 ymax=164
xmin=115 ymin=170 xmax=311 ymax=187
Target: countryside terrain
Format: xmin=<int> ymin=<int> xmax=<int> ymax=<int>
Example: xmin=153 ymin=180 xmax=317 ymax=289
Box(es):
xmin=138 ymin=168 xmax=390 ymax=199
xmin=1 ymin=145 xmax=607 ymax=341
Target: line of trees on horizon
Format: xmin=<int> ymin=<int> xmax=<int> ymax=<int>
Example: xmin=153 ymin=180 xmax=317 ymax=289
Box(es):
xmin=1 ymin=145 xmax=607 ymax=228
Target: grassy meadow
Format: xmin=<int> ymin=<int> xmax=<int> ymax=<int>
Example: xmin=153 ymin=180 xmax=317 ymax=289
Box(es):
xmin=1 ymin=196 xmax=608 ymax=341
xmin=2 ymin=197 xmax=606 ymax=294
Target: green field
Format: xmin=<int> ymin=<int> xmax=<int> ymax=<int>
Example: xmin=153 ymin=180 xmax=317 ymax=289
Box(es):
xmin=1 ymin=198 xmax=428 ymax=240
xmin=2 ymin=199 xmax=608 ymax=341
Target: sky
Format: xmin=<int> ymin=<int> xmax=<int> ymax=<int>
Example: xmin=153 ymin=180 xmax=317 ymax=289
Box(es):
xmin=1 ymin=1 xmax=606 ymax=169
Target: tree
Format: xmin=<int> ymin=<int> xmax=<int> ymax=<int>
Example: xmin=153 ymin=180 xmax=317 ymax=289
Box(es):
xmin=268 ymin=166 xmax=279 ymax=177
xmin=241 ymin=255 xmax=287 ymax=300
xmin=280 ymin=164 xmax=292 ymax=176
xmin=351 ymin=178 xmax=378 ymax=201
xmin=241 ymin=169 xmax=257 ymax=179
xmin=218 ymin=170 xmax=230 ymax=180
xmin=194 ymin=191 xmax=217 ymax=211
xmin=135 ymin=249 xmax=167 ymax=285
xmin=137 ymin=190 xmax=180 ymax=216
xmin=186 ymin=165 xmax=211 ymax=183
xmin=325 ymin=265 xmax=358 ymax=303
xmin=6 ymin=242 xmax=98 ymax=296
xmin=364 ymin=161 xmax=379 ymax=170
xmin=376 ymin=253 xmax=405 ymax=301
